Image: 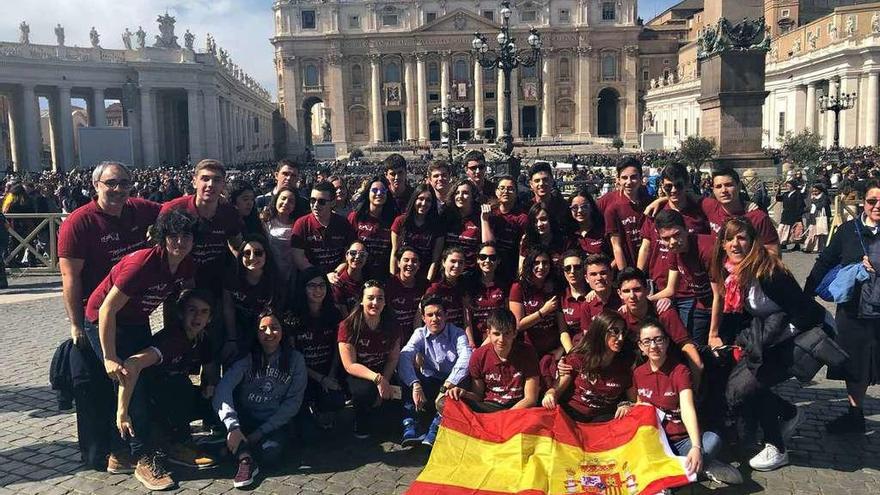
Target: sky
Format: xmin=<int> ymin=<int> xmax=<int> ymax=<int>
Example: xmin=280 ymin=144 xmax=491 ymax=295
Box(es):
xmin=2 ymin=0 xmax=680 ymax=100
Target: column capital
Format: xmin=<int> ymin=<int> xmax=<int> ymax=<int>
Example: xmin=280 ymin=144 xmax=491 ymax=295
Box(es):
xmin=326 ymin=51 xmax=344 ymax=66
xmin=368 ymin=52 xmax=382 ymax=64
xmin=439 ymin=50 xmax=452 ymax=59
xmin=415 ymin=51 xmax=428 ymax=62
xmin=576 ymin=45 xmax=592 ymax=57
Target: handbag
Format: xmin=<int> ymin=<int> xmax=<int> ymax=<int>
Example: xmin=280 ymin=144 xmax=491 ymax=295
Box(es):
xmin=817 ymin=219 xmax=868 ymax=302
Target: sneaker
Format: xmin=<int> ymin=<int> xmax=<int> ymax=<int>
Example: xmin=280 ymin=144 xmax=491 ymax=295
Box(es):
xmin=826 ymin=407 xmax=866 ymax=435
xmin=749 ymin=443 xmax=789 ymax=471
xmin=401 ymin=418 xmax=425 ymax=446
xmin=233 ymin=456 xmax=259 ymax=489
xmin=166 ymin=442 xmax=218 ymax=470
xmin=353 ymin=420 xmax=370 ymax=440
xmin=134 ymin=454 xmax=175 ymax=491
xmin=703 ymin=459 xmax=743 ymax=485
xmin=107 ymin=451 xmax=135 ymax=474
xmin=780 ymin=406 xmax=804 ymax=442
xmin=422 ymin=415 xmax=442 ymax=448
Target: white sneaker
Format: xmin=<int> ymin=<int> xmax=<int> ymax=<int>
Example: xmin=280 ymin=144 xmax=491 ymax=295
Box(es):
xmin=749 ymin=443 xmax=789 ymax=471
xmin=781 ymin=406 xmax=804 ymax=442
xmin=703 ymin=459 xmax=744 ymax=485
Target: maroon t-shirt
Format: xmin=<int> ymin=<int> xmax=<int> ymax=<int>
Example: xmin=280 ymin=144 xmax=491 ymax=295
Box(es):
xmin=153 ymin=325 xmax=212 ymax=375
xmin=563 ymin=352 xmax=633 ymax=418
xmin=160 ymin=196 xmax=242 ymax=288
xmin=426 ymin=279 xmax=468 ymax=329
xmin=621 ymin=305 xmax=691 ymax=346
xmin=700 ymin=197 xmax=779 ymax=246
xmin=85 ymin=246 xmax=195 ymax=326
xmin=509 ymin=281 xmax=561 ymax=355
xmin=223 ymin=270 xmax=275 ymax=327
xmin=444 ymin=215 xmax=482 ymax=268
xmin=471 ymin=282 xmax=509 ymax=341
xmin=573 ymin=226 xmax=607 ymax=256
xmin=561 ymin=287 xmax=587 ymax=336
xmin=633 ymin=357 xmax=693 ymax=441
xmin=596 ymin=190 xmax=621 ymax=214
xmin=331 ymin=269 xmax=363 ymax=311
xmin=291 ymin=213 xmax=355 ymax=272
xmin=580 ymin=292 xmax=623 ymax=327
xmin=468 ymin=342 xmax=539 ymax=407
xmin=58 ymin=198 xmax=161 ymax=304
xmin=641 ymin=217 xmax=675 ymax=293
xmin=491 ymin=208 xmax=528 ymax=272
xmin=671 ymin=234 xmax=714 ymax=309
xmin=286 ymin=312 xmax=338 ymax=375
xmin=385 ymin=276 xmax=426 ymax=343
xmin=337 ymin=320 xmax=397 ymax=372
xmin=390 ymin=214 xmax=440 ymax=269
xmin=670 ymin=201 xmax=711 ymax=235
xmin=603 ymin=193 xmax=648 ymax=268
xmin=347 ymin=211 xmax=392 ymax=277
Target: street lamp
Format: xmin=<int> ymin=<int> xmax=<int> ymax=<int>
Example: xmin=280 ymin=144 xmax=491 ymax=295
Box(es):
xmin=819 ymin=89 xmax=857 ymax=149
xmin=472 ymin=0 xmax=542 ymax=161
xmin=432 ymin=97 xmax=469 ymax=162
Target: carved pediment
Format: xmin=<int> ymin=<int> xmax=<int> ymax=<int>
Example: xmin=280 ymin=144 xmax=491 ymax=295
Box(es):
xmin=415 ymin=9 xmax=501 ymax=34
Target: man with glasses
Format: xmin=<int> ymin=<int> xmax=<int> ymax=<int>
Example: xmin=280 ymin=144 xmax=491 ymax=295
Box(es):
xmin=463 ymin=151 xmax=496 ymax=204
xmin=291 ymin=181 xmax=355 ymax=273
xmin=384 ymin=154 xmax=412 ymax=214
xmin=58 ymin=161 xmax=161 ymax=472
xmin=255 ymin=159 xmax=309 ymax=219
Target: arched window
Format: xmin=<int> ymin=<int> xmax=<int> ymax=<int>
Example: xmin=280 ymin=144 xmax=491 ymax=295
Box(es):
xmin=428 ymin=62 xmax=440 ymax=85
xmin=559 ymin=57 xmax=570 ymax=81
xmin=453 ymin=59 xmax=469 ymax=82
xmin=352 ymin=108 xmax=367 ymax=136
xmin=602 ymin=54 xmax=617 ymax=81
xmin=351 ymin=64 xmax=363 ymax=88
xmin=521 ymin=64 xmax=537 ymax=79
xmin=556 ymin=102 xmax=573 ymax=129
xmin=304 ymin=64 xmax=319 ymax=87
xmin=384 ymin=62 xmax=401 ymax=83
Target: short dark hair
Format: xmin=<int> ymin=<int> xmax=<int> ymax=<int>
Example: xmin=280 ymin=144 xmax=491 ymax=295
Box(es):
xmin=276 ymin=159 xmax=299 ymax=172
xmin=420 ymin=295 xmax=446 ymax=314
xmin=711 ymin=165 xmax=740 ymax=185
xmin=654 ymin=209 xmax=686 ymax=231
xmin=561 ymin=249 xmax=583 ymax=262
xmin=496 ymin=174 xmax=515 ymax=184
xmin=312 ymin=181 xmax=335 ymax=196
xmin=383 ymin=153 xmax=407 ymax=171
xmin=464 ymin=150 xmax=486 ymax=167
xmin=177 ymin=288 xmax=215 ymax=316
xmin=152 ymin=210 xmax=199 ymax=248
xmin=528 ymin=161 xmax=552 ymax=179
xmin=585 ymin=253 xmax=612 ymax=269
xmin=486 ymin=308 xmax=517 ymax=334
xmin=615 ymin=157 xmax=642 ymax=177
xmin=616 ymin=267 xmax=649 ymax=289
xmin=660 ymin=163 xmax=689 ymax=184
xmin=396 ymin=245 xmax=420 ymax=260
xmin=427 ymin=160 xmax=450 ymax=176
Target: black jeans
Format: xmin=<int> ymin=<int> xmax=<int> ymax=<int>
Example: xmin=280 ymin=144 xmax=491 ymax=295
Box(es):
xmin=149 ymin=372 xmax=213 ymax=444
xmin=746 ymin=388 xmax=796 ymax=452
xmin=347 ymin=375 xmax=379 ymax=427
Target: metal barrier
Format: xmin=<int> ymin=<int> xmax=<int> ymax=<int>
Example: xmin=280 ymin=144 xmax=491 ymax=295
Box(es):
xmin=3 ymin=213 xmax=68 ymax=273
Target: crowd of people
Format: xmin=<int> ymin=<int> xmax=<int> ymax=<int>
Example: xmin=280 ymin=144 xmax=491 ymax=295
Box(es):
xmin=3 ymin=147 xmax=879 ymax=492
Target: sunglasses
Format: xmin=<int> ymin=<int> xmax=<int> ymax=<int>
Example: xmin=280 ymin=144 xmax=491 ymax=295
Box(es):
xmin=477 ymin=253 xmax=498 ymax=261
xmin=563 ymin=264 xmax=583 ymax=273
xmin=496 ymin=186 xmax=515 ymax=192
xmin=348 ymin=250 xmax=368 ymax=259
xmin=867 ymin=198 xmax=880 ymax=206
xmin=370 ymin=187 xmax=387 ymax=195
xmin=243 ymin=249 xmax=265 ymax=257
xmin=309 ymin=197 xmax=330 ymax=206
xmin=638 ymin=336 xmax=668 ymax=347
xmin=661 ymin=182 xmax=685 ymax=193
xmin=98 ymin=179 xmax=133 ymax=190
xmin=569 ymin=204 xmax=590 ymax=213
xmin=467 ymin=164 xmax=486 ymax=171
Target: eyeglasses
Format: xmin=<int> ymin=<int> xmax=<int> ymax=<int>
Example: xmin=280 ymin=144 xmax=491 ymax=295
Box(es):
xmin=569 ymin=204 xmax=590 ymax=213
xmin=496 ymin=186 xmax=515 ymax=192
xmin=563 ymin=264 xmax=583 ymax=273
xmin=242 ymin=249 xmax=265 ymax=257
xmin=98 ymin=179 xmax=133 ymax=190
xmin=477 ymin=253 xmax=498 ymax=261
xmin=638 ymin=336 xmax=668 ymax=347
xmin=348 ymin=250 xmax=368 ymax=259
xmin=467 ymin=164 xmax=486 ymax=171
xmin=370 ymin=187 xmax=387 ymax=195
xmin=309 ymin=197 xmax=330 ymax=206
xmin=867 ymin=198 xmax=880 ymax=206
xmin=661 ymin=182 xmax=686 ymax=193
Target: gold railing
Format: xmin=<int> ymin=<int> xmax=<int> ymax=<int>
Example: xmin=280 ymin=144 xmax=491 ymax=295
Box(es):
xmin=3 ymin=213 xmax=67 ymax=273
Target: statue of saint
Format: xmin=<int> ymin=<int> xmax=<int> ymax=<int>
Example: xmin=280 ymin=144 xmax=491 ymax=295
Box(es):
xmin=184 ymin=29 xmax=195 ymax=50
xmin=135 ymin=26 xmax=146 ymax=50
xmin=90 ymin=27 xmax=100 ymax=48
xmin=19 ymin=21 xmax=30 ymax=45
xmin=122 ymin=28 xmax=133 ymax=50
xmin=54 ymin=24 xmax=65 ymax=46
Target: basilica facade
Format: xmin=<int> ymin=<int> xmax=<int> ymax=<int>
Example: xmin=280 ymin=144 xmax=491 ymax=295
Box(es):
xmin=271 ymin=0 xmax=680 ymax=156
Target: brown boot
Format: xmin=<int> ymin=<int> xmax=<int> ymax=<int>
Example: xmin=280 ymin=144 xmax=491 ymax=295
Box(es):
xmin=134 ymin=453 xmax=175 ymax=491
xmin=106 ymin=451 xmax=134 ymax=474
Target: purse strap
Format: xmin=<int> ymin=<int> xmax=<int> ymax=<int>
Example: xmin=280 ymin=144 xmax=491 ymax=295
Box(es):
xmin=854 ymin=216 xmax=869 ymax=256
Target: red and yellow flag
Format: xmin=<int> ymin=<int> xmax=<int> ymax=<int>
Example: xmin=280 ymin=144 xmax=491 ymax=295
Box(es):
xmin=407 ymin=401 xmax=695 ymax=495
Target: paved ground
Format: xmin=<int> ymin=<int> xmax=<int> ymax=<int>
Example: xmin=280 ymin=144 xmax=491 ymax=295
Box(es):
xmin=1 ymin=252 xmax=879 ymax=494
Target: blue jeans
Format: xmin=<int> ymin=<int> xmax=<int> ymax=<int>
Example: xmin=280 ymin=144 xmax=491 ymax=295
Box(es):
xmin=84 ymin=320 xmax=153 ymax=459
xmin=671 ymin=431 xmax=722 ymax=462
xmin=676 ymin=298 xmax=712 ymax=347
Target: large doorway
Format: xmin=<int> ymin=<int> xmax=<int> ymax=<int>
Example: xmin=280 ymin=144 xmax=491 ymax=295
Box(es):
xmin=302 ymin=96 xmax=324 ymax=148
xmin=386 ymin=111 xmax=403 ymax=142
xmin=428 ymin=120 xmax=441 ymax=142
xmin=483 ymin=118 xmax=496 ymax=141
xmin=597 ymin=88 xmax=619 ymax=137
xmin=521 ymin=106 xmax=537 ymax=138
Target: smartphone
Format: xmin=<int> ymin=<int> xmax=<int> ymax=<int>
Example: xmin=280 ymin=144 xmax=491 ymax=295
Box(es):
xmin=391 ymin=385 xmax=402 ymax=400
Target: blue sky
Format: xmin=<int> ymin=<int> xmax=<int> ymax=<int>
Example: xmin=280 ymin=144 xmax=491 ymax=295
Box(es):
xmin=2 ymin=0 xmax=680 ymax=100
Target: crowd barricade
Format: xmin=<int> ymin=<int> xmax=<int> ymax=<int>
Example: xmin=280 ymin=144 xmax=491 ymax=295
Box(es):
xmin=3 ymin=213 xmax=67 ymax=273
xmin=829 ymin=194 xmax=862 ymax=239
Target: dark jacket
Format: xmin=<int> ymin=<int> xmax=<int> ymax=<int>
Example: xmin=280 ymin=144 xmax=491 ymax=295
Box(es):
xmin=49 ymin=339 xmax=75 ymax=411
xmin=776 ymin=190 xmax=805 ymax=225
xmin=756 ymin=269 xmax=827 ymax=332
xmin=805 ymin=193 xmax=831 ymax=226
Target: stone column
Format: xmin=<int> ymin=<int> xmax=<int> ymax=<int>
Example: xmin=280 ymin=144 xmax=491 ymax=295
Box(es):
xmin=404 ymin=56 xmax=417 ymax=141
xmin=541 ymin=55 xmax=554 ymax=139
xmin=326 ymin=55 xmax=348 ymax=147
xmin=805 ymin=82 xmax=817 ymax=132
xmin=440 ymin=53 xmax=450 ymax=136
xmin=496 ymin=68 xmax=506 ymax=139
xmin=623 ymin=45 xmax=639 ymax=141
xmin=416 ymin=53 xmax=429 ymax=143
xmin=55 ymin=86 xmax=75 ymax=171
xmin=825 ymin=77 xmax=839 ymax=148
xmin=187 ymin=89 xmax=204 ymax=163
xmin=473 ymin=58 xmax=483 ymax=139
xmin=510 ymin=69 xmax=519 ymax=138
xmin=370 ymin=54 xmax=383 ymax=144
xmin=21 ymin=85 xmax=42 ymax=172
xmin=867 ymin=72 xmax=879 ymax=147
xmin=793 ymin=85 xmax=807 ymax=133
xmin=92 ymin=88 xmax=106 ymax=127
xmin=203 ymin=90 xmax=221 ymax=160
xmin=140 ymin=87 xmax=158 ymax=166
xmin=841 ymin=75 xmax=860 ymax=147
xmin=577 ymin=47 xmax=593 ymax=137
xmin=5 ymin=95 xmax=21 ymax=171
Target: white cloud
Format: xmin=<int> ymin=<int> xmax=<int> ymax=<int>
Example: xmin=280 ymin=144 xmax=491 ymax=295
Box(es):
xmin=0 ymin=1 xmax=277 ymax=93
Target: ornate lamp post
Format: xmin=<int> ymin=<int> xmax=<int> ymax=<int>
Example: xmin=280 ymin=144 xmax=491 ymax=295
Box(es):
xmin=819 ymin=89 xmax=857 ymax=149
xmin=432 ymin=96 xmax=469 ymax=162
xmin=472 ymin=0 xmax=542 ymax=162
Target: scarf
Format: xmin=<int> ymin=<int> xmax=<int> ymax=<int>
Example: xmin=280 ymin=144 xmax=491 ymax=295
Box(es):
xmin=723 ymin=260 xmax=745 ymax=313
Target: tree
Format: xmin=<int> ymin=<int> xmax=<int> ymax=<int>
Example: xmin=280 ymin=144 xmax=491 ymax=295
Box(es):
xmin=679 ymin=136 xmax=717 ymax=169
xmin=611 ymin=136 xmax=624 ymax=152
xmin=779 ymin=129 xmax=821 ymax=168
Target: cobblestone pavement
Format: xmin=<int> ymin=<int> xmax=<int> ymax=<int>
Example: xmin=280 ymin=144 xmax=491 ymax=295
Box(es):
xmin=1 ymin=252 xmax=879 ymax=494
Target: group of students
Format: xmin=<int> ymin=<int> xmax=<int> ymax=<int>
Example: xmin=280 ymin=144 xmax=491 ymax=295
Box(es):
xmin=58 ymin=152 xmax=879 ymax=492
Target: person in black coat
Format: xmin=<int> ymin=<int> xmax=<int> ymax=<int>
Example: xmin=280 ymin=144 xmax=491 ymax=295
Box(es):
xmin=776 ymin=180 xmax=805 ymax=251
xmin=805 ymin=179 xmax=880 ymax=435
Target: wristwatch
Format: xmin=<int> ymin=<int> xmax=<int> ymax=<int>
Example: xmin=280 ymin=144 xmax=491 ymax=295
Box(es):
xmin=439 ymin=385 xmax=449 ymax=394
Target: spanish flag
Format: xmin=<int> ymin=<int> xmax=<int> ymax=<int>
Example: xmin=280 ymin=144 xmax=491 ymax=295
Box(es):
xmin=407 ymin=401 xmax=695 ymax=495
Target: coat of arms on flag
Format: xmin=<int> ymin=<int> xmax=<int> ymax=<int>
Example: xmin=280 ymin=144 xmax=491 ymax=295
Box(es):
xmin=407 ymin=401 xmax=695 ymax=495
